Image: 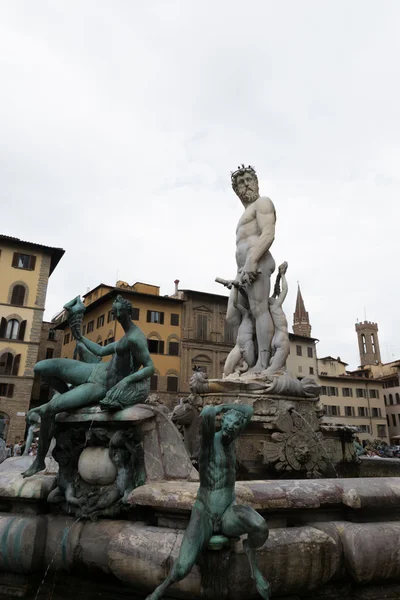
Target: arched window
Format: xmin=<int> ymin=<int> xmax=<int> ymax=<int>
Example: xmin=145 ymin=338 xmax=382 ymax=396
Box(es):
xmin=167 ymin=376 xmax=178 ymax=392
xmin=389 ymin=394 xmax=394 ymax=405
xmin=0 ymin=318 xmax=26 ymax=341
xmin=384 ymin=394 xmax=387 ymax=405
xmin=361 ymin=334 xmax=367 ymax=354
xmin=5 ymin=320 xmax=19 ymax=340
xmin=371 ymin=334 xmax=376 ymax=353
xmin=0 ymin=353 xmax=21 ymax=376
xmin=396 ymin=393 xmax=400 ymax=405
xmin=11 ymin=285 xmax=26 ymax=306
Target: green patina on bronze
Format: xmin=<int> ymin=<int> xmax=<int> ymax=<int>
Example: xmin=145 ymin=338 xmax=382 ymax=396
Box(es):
xmin=22 ymin=295 xmax=154 ymax=478
xmin=146 ymin=403 xmax=271 ymax=600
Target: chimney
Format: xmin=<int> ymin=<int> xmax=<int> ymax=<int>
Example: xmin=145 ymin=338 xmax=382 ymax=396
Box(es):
xmin=174 ymin=279 xmax=180 ymax=294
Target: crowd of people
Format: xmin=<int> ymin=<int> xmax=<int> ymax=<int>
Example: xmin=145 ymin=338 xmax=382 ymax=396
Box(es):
xmin=4 ymin=440 xmax=38 ymax=458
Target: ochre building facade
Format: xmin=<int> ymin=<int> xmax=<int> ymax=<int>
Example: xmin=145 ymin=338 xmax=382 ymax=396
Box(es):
xmin=0 ymin=235 xmax=64 ymax=442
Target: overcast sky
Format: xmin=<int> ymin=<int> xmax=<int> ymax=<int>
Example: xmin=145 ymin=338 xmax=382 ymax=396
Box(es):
xmin=1 ymin=1 xmax=399 ymax=370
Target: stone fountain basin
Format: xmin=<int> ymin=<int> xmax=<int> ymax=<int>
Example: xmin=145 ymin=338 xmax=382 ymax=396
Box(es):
xmin=0 ymin=474 xmax=400 ymax=597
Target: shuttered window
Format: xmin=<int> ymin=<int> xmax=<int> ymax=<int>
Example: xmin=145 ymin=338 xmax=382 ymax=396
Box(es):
xmin=12 ymin=253 xmax=36 ymax=270
xmin=11 ymin=285 xmax=26 ymax=306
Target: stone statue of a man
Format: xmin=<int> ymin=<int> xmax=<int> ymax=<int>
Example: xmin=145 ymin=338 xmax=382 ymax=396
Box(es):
xmin=226 ymin=165 xmax=276 ymax=371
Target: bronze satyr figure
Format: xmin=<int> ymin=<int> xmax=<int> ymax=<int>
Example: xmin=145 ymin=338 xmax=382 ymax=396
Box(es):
xmin=146 ymin=403 xmax=270 ymax=600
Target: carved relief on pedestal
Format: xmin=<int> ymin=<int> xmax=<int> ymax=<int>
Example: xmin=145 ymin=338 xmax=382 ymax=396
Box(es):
xmin=260 ymin=404 xmax=327 ymax=477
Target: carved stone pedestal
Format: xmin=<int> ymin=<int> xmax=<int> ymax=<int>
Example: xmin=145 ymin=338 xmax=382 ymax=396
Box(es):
xmin=195 ymin=392 xmax=358 ymax=479
xmin=50 ymin=404 xmax=198 ymax=519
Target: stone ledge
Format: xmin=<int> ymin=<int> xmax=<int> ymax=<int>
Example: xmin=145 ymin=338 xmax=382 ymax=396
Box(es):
xmin=127 ymin=477 xmax=400 ymax=512
xmin=0 ymin=457 xmax=56 ymax=500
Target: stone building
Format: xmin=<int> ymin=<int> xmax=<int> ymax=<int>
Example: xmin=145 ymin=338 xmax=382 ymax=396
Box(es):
xmin=0 ymin=235 xmax=64 ymax=442
xmin=30 ymin=321 xmax=62 ymax=410
xmin=318 ymin=356 xmax=387 ymax=443
xmin=56 ymin=281 xmax=183 ymax=407
xmin=175 ymin=288 xmax=235 ymax=393
xmin=289 ymin=291 xmax=389 ymax=443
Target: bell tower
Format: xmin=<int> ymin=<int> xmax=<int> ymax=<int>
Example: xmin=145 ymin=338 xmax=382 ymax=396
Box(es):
xmin=355 ymin=320 xmax=381 ymax=366
xmin=293 ymin=284 xmax=311 ymax=337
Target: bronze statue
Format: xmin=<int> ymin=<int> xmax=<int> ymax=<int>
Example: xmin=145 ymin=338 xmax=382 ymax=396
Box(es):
xmin=22 ymin=295 xmax=154 ymax=478
xmin=146 ymin=403 xmax=270 ymax=600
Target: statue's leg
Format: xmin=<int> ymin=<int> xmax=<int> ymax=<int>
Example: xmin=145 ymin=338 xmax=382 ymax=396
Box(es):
xmin=226 ymin=285 xmax=242 ymax=327
xmin=243 ymin=338 xmax=256 ymax=369
xmin=39 ymin=382 xmax=106 ymax=418
xmin=223 ymin=345 xmax=242 ymax=376
xmin=221 ymin=504 xmax=270 ymax=599
xmin=22 ymin=415 xmax=55 ymax=478
xmin=247 ymin=253 xmax=275 ymax=372
xmin=146 ymin=503 xmax=213 ymax=600
xmin=35 ymin=358 xmax=95 ymax=388
xmin=22 ymin=383 xmax=106 ymax=479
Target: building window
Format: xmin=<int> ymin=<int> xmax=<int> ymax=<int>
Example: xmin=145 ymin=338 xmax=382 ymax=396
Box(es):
xmin=398 ymin=414 xmax=400 ymax=425
xmin=97 ymin=315 xmax=105 ymax=328
xmin=45 ymin=348 xmax=54 ymax=359
xmin=377 ymin=424 xmax=387 ymax=438
xmin=104 ymin=336 xmax=115 ymax=346
xmin=0 ymin=353 xmax=20 ymax=376
xmin=342 ymin=388 xmax=353 ymax=397
xmin=48 ymin=329 xmax=55 ymax=341
xmin=87 ymin=321 xmax=94 ymax=333
xmin=372 ymin=407 xmax=381 ymax=418
xmin=326 ymin=405 xmax=340 ymax=416
xmin=150 ymin=375 xmax=158 ymax=391
xmin=12 ymin=253 xmax=36 ymax=270
xmin=356 ymin=388 xmax=366 ymax=398
xmin=307 ymin=347 xmax=313 ymax=358
xmin=361 ymin=334 xmax=367 ymax=354
xmin=321 ymin=386 xmax=327 ymax=395
xmin=11 ymin=285 xmax=26 ymax=306
xmin=384 ymin=394 xmax=387 ymax=405
xmin=392 ymin=414 xmax=397 ymax=427
xmin=107 ymin=310 xmax=115 ymax=323
xmin=197 ymin=315 xmax=208 ymax=340
xmin=358 ymin=407 xmax=369 ymax=417
xmin=5 ymin=319 xmax=19 ymax=340
xmin=167 ymin=376 xmax=178 ymax=392
xmin=171 ymin=313 xmax=179 ymax=326
xmin=64 ymin=333 xmax=70 ymax=345
xmin=132 ymin=307 xmax=140 ymax=321
xmin=396 ymin=393 xmax=400 ymax=405
xmin=359 ymin=425 xmax=371 ymax=433
xmin=82 ymin=324 xmax=87 ymax=335
xmin=328 ymin=386 xmax=339 ymax=397
xmin=224 ymin=321 xmax=236 ymax=344
xmin=147 ymin=339 xmax=164 ymax=354
xmin=2 ymin=318 xmax=26 ymax=341
xmin=168 ymin=341 xmax=179 ymax=356
xmin=344 ymin=406 xmax=355 ymax=416
xmin=0 ymin=384 xmax=14 ymax=398
xmin=371 ymin=334 xmax=376 ymax=353
xmin=147 ymin=311 xmax=164 ymax=324
xmin=309 ymin=367 xmax=314 ymax=375
xmin=369 ymin=389 xmax=379 ymax=399
xmin=296 ymin=345 xmax=302 ymax=356
xmin=389 ymin=394 xmax=394 ymax=405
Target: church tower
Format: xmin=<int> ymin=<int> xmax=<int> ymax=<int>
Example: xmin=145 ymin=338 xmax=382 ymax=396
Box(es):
xmin=355 ymin=321 xmax=381 ymax=366
xmin=293 ymin=284 xmax=312 ymax=337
